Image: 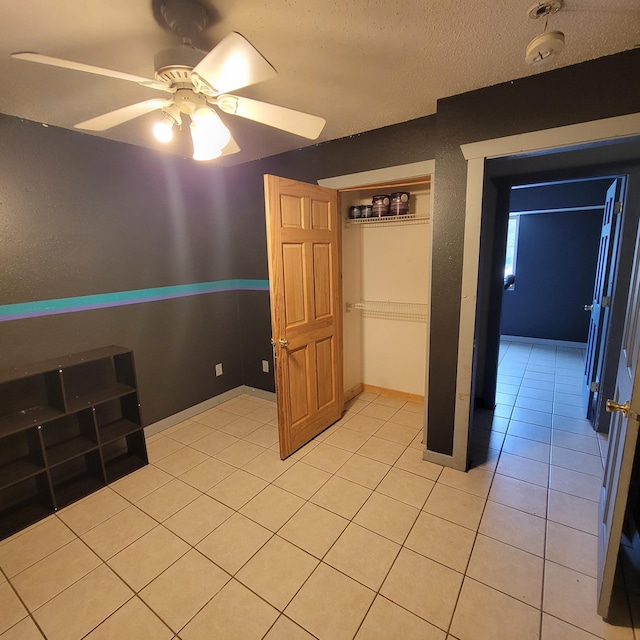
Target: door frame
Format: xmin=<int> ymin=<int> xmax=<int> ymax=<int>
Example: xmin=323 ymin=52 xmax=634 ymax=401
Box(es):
xmin=318 ymin=159 xmax=435 ymax=445
xmin=431 ymin=112 xmax=640 ymax=470
xmin=476 ymin=173 xmax=629 ymax=428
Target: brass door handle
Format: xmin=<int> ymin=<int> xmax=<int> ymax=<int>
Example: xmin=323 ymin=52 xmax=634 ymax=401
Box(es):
xmin=278 ymin=338 xmax=290 ymax=347
xmin=270 ymin=338 xmax=276 ymax=346
xmin=584 ymin=304 xmax=593 ymax=312
xmin=606 ymin=399 xmax=630 ymax=417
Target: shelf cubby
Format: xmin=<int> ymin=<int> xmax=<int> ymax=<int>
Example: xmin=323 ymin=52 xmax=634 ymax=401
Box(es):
xmin=63 ymin=356 xmax=135 ymax=413
xmin=0 ymin=428 xmax=46 ymax=490
xmin=50 ymin=450 xmax=105 ymax=510
xmin=0 ymin=371 xmax=65 ymax=437
xmin=41 ymin=410 xmax=99 ymax=467
xmin=102 ymin=435 xmax=147 ymax=483
xmin=0 ymin=474 xmax=54 ymax=540
xmin=95 ymin=394 xmax=142 ymax=444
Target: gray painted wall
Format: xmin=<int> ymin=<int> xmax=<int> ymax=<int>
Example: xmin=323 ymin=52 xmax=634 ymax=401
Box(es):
xmin=0 ymin=117 xmax=246 ymax=424
xmin=0 ymin=114 xmax=437 ymax=425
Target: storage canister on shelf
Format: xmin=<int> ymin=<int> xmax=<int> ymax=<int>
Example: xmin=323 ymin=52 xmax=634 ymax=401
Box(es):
xmin=362 ymin=204 xmax=373 ymax=218
xmin=348 ymin=205 xmax=361 ymax=219
xmin=390 ymin=192 xmax=410 ymax=216
xmin=371 ymin=194 xmax=390 ymax=217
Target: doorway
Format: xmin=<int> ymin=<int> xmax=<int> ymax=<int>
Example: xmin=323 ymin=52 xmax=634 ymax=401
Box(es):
xmin=476 ymin=166 xmax=638 ymax=439
xmin=497 ymin=176 xmax=626 ymax=430
xmin=430 ymin=116 xmax=640 ymax=473
xmin=470 ymin=173 xmax=627 ymax=475
xmin=462 ymin=128 xmax=640 ymax=620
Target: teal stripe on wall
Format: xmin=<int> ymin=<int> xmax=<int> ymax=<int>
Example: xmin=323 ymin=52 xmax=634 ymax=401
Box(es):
xmin=0 ymin=279 xmax=270 ymax=322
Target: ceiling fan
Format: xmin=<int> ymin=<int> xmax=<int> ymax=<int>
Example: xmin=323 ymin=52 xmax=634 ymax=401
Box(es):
xmin=10 ymin=0 xmax=326 ymax=161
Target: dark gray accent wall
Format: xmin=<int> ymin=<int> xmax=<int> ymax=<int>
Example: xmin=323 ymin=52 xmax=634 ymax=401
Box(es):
xmin=0 ymin=116 xmax=243 ymax=424
xmin=0 ymin=113 xmax=437 ymax=424
xmin=237 ymin=291 xmax=275 ymax=392
xmin=427 ymin=48 xmax=640 ymax=455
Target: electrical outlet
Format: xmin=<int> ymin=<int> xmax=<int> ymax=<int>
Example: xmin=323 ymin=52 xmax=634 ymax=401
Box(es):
xmin=215 ymin=363 xmax=223 ymax=376
xmin=262 ymin=359 xmax=269 ymax=373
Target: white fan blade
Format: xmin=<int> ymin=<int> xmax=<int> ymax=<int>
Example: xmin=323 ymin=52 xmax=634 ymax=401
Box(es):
xmin=11 ymin=52 xmax=172 ymax=93
xmin=75 ymin=99 xmax=171 ymax=131
xmin=191 ymin=32 xmax=277 ymax=95
xmin=222 ymin=133 xmax=241 ymax=157
xmin=217 ymin=95 xmax=325 ymax=140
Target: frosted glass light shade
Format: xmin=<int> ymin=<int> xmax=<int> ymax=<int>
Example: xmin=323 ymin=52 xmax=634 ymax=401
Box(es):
xmin=190 ymin=107 xmax=231 ymax=161
xmin=153 ymin=117 xmax=174 ymax=143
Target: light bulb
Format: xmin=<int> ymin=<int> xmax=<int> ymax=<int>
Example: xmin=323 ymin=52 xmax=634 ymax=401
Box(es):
xmin=190 ymin=108 xmax=231 ymax=161
xmin=153 ymin=117 xmax=174 ymax=143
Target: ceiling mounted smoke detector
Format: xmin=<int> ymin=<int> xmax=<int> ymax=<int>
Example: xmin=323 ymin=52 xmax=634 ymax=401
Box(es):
xmin=525 ymin=30 xmax=565 ymax=64
xmin=527 ymin=0 xmax=563 ymax=21
xmin=524 ymin=0 xmax=565 ymax=65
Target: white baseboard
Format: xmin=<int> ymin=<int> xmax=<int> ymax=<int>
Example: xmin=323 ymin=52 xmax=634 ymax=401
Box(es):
xmin=144 ymin=385 xmax=276 ymax=437
xmin=500 ymin=335 xmax=587 ymax=349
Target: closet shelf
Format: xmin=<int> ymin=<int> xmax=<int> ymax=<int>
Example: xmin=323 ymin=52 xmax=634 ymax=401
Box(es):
xmin=347 ymin=301 xmax=428 ymax=322
xmin=345 ymin=214 xmax=429 ymax=228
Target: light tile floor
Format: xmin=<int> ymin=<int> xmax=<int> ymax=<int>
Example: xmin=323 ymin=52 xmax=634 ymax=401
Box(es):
xmin=1 ymin=339 xmax=638 ymax=639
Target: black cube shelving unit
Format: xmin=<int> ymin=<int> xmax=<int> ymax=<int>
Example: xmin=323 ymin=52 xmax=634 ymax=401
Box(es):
xmin=0 ymin=346 xmax=147 ymax=540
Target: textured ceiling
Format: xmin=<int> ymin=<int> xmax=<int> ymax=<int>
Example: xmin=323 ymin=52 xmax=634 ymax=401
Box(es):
xmin=1 ymin=0 xmax=639 ymax=166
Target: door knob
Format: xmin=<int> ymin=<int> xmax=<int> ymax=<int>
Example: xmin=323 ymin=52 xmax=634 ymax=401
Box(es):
xmin=606 ymin=399 xmax=630 ymax=417
xmin=270 ymin=338 xmax=276 ymax=346
xmin=584 ymin=304 xmax=593 ymax=312
xmin=278 ymin=338 xmax=290 ymax=347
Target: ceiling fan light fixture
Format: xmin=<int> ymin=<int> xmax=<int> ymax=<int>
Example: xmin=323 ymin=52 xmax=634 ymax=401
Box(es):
xmin=190 ymin=107 xmax=231 ymax=161
xmin=13 ymin=10 xmax=323 ymax=160
xmin=152 ymin=104 xmax=182 ymax=143
xmin=153 ymin=116 xmax=175 ymax=143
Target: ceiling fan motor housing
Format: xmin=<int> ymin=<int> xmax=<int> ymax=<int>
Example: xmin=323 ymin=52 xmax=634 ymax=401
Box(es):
xmin=154 ymin=46 xmax=207 ymax=85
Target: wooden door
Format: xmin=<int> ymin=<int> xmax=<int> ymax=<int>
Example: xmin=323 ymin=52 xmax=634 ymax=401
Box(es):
xmin=584 ymin=179 xmax=624 ymax=418
xmin=597 ymin=222 xmax=640 ymax=618
xmin=263 ymin=175 xmax=343 ymax=459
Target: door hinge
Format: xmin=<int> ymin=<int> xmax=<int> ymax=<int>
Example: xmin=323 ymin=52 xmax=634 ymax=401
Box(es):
xmin=590 ymin=381 xmax=600 ymax=393
xmin=602 ymin=295 xmax=611 ymax=308
xmin=614 ymin=201 xmax=624 ymax=215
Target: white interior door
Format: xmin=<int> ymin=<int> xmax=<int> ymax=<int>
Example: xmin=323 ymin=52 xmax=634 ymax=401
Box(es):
xmin=583 ymin=178 xmax=624 ymax=418
xmin=597 ymin=222 xmax=640 ymax=618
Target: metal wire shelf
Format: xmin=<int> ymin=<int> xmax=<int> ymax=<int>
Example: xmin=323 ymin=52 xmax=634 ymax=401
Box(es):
xmin=345 ymin=214 xmax=429 ymax=228
xmin=347 ymin=301 xmax=429 ymax=322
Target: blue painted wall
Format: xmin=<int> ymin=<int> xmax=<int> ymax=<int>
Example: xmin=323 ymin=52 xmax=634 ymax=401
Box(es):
xmin=500 ymin=179 xmax=612 ymax=342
